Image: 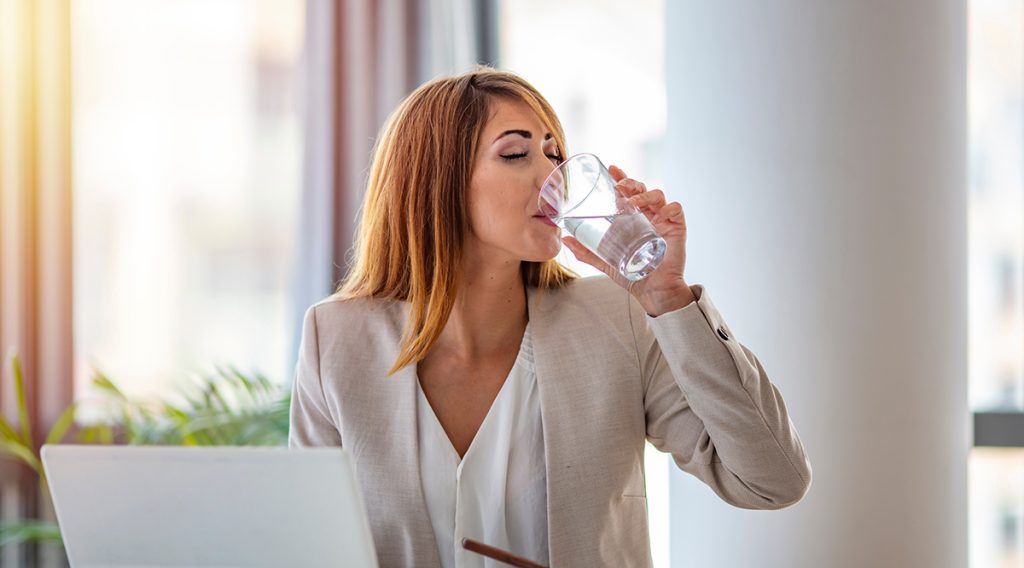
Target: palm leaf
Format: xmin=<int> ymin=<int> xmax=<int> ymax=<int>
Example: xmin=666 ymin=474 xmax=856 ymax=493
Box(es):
xmin=90 ymin=372 xmax=128 ymax=400
xmin=229 ymin=367 xmax=257 ymax=401
xmin=0 ymin=520 xmax=63 ymax=547
xmin=82 ymin=367 xmax=290 ymax=447
xmin=205 ymin=380 xmax=232 ymax=414
xmin=44 ymin=403 xmax=78 ymax=446
xmin=0 ymin=440 xmax=42 ymax=476
xmin=10 ymin=352 xmax=33 ymax=446
xmin=0 ymin=411 xmax=25 ymax=446
xmin=77 ymin=424 xmax=106 ymax=445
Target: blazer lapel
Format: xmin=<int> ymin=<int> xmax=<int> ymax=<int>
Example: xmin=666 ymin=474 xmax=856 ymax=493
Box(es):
xmin=367 ymin=302 xmax=441 ymax=566
xmin=527 ymin=286 xmax=581 ymax=563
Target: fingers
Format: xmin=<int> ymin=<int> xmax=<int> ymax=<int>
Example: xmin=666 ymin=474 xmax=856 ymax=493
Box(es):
xmin=627 ymin=188 xmax=665 ymax=210
xmin=608 ymin=164 xmax=644 ymax=197
xmin=606 ymin=164 xmax=682 ymax=225
xmin=652 ymin=201 xmax=685 ymax=226
xmin=615 ymin=177 xmax=647 ymax=197
xmin=562 ymin=236 xmax=614 ymax=278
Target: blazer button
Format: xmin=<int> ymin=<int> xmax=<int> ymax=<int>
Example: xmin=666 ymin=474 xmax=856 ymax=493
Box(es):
xmin=716 ymin=327 xmax=730 ymax=341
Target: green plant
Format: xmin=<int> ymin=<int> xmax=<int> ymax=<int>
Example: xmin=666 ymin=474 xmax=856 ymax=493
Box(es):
xmin=0 ymin=351 xmax=78 ymax=549
xmin=84 ymin=366 xmax=290 ymax=446
xmin=0 ymin=348 xmax=291 ymax=551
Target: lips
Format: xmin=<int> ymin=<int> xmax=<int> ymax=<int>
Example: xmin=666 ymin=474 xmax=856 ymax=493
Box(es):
xmin=532 ymin=214 xmax=558 ymax=228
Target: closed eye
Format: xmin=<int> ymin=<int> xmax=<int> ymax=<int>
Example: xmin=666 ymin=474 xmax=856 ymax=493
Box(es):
xmin=500 ymin=152 xmax=564 ymax=163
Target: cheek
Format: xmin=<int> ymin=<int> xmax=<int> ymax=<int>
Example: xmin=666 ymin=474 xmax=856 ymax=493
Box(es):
xmin=469 ymin=171 xmax=523 ymax=235
xmin=471 ymin=192 xmax=520 ymax=240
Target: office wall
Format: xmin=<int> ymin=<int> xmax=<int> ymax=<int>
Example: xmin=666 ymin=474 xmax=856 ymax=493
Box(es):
xmin=664 ymin=2 xmax=968 ymax=566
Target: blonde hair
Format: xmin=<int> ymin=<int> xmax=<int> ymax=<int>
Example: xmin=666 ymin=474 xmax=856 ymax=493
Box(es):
xmin=336 ymin=67 xmax=576 ymax=375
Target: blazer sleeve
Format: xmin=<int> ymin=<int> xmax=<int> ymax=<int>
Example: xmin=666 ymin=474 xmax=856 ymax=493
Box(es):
xmin=288 ymin=305 xmax=343 ymax=448
xmin=637 ymin=284 xmax=812 ymax=509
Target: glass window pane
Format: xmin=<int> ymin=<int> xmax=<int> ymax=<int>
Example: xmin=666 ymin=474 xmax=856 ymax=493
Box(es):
xmin=969 ymin=0 xmax=1024 ymax=412
xmin=969 ymin=0 xmax=1024 ymax=566
xmin=71 ymin=0 xmax=305 ymax=417
xmin=970 ymin=448 xmax=1024 ymax=567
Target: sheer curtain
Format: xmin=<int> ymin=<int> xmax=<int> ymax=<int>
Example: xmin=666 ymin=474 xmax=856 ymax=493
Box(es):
xmin=0 ymin=1 xmax=73 ymax=566
xmin=293 ymin=0 xmax=495 ymax=345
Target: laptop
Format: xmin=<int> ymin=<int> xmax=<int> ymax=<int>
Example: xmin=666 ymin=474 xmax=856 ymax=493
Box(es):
xmin=41 ymin=445 xmax=379 ymax=568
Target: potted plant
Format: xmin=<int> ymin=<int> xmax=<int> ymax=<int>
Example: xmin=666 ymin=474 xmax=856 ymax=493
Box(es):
xmin=0 ymin=349 xmax=291 ymax=556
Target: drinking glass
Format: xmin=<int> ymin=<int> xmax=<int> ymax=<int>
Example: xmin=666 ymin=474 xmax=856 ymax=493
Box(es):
xmin=538 ymin=153 xmax=666 ymax=281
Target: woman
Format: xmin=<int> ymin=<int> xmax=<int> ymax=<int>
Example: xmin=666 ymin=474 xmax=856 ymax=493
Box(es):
xmin=289 ymin=67 xmax=811 ymax=568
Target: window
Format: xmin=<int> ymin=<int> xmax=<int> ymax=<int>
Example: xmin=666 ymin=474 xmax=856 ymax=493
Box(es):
xmin=969 ymin=0 xmax=1024 ymax=565
xmin=72 ymin=0 xmax=306 ymax=416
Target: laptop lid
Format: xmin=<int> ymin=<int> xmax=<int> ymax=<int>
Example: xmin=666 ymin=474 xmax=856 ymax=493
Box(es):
xmin=41 ymin=445 xmax=379 ymax=568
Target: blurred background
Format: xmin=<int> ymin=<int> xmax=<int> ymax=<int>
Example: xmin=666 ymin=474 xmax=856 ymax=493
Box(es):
xmin=0 ymin=0 xmax=1021 ymax=566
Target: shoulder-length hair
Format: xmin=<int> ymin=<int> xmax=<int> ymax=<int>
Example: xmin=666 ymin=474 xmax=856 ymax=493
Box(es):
xmin=335 ymin=67 xmax=576 ymax=375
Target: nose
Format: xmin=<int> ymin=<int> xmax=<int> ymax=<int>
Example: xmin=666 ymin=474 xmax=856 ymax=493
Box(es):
xmin=535 ymin=158 xmax=562 ymax=217
xmin=534 ymin=157 xmax=558 ymax=196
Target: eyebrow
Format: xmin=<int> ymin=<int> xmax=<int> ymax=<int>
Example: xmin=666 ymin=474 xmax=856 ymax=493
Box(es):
xmin=493 ymin=129 xmax=554 ymax=143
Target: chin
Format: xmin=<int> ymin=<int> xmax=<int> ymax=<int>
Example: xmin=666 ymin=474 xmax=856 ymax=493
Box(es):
xmin=520 ymin=241 xmax=561 ymax=263
xmin=500 ymin=229 xmax=561 ymax=263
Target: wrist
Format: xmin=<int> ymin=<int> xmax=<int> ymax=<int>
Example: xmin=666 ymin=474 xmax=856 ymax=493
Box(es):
xmin=639 ymin=282 xmax=697 ymax=317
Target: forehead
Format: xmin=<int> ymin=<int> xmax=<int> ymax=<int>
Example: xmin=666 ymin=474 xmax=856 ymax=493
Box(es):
xmin=482 ymin=97 xmax=551 ymax=138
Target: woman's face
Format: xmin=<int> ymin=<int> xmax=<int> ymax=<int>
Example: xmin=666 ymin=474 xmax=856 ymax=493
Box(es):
xmin=466 ymin=97 xmax=564 ymax=265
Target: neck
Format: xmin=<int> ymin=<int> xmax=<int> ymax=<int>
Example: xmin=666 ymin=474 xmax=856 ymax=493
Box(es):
xmin=434 ymin=250 xmax=528 ymax=361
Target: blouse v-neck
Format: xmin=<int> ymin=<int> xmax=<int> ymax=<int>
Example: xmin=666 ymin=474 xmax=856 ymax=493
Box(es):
xmin=414 ymin=322 xmax=549 ymax=568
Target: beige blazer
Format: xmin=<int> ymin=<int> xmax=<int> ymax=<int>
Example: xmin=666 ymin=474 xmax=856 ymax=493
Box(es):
xmin=288 ymin=276 xmax=812 ymax=567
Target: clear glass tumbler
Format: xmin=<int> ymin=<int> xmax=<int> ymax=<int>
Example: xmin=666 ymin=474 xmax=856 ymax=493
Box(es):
xmin=539 ymin=153 xmax=666 ymax=281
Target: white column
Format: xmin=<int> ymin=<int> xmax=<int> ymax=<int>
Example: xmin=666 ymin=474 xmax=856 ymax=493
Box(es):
xmin=664 ymin=2 xmax=968 ymax=567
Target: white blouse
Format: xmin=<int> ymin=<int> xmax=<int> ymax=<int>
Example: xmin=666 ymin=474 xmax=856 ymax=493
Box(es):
xmin=415 ymin=323 xmax=549 ymax=568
